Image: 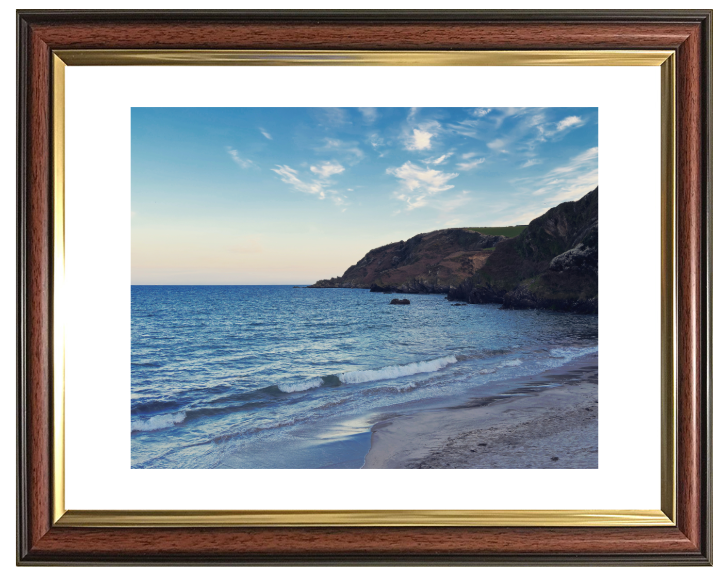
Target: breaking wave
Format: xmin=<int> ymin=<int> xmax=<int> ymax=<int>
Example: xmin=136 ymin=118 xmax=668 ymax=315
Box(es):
xmin=276 ymin=355 xmax=459 ymax=393
xmin=132 ymin=411 xmax=186 ymax=432
xmin=339 ymin=355 xmax=457 ymax=385
xmin=278 ymin=378 xmax=324 ymax=394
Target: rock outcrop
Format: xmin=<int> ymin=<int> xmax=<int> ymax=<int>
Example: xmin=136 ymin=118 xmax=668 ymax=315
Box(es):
xmin=309 ymin=228 xmax=506 ymax=293
xmin=447 ymin=187 xmax=598 ymax=313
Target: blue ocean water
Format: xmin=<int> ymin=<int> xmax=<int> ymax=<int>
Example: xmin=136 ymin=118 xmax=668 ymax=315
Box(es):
xmin=131 ymin=286 xmax=598 ymax=469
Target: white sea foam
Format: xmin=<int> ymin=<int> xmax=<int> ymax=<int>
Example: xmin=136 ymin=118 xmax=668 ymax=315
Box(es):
xmin=278 ymin=377 xmax=323 ymax=394
xmin=478 ymin=368 xmax=497 ymax=374
xmin=499 ymin=359 xmax=523 ymax=368
xmin=132 ymin=411 xmax=186 ymax=432
xmin=550 ymin=346 xmax=599 ymax=360
xmin=339 ymin=355 xmax=457 ymax=385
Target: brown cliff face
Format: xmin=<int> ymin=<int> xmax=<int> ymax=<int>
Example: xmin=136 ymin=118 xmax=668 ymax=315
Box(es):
xmin=309 ymin=228 xmax=506 ymax=293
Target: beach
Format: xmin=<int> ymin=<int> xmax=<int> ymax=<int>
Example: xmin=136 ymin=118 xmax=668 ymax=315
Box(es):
xmin=363 ymin=354 xmax=598 ymax=469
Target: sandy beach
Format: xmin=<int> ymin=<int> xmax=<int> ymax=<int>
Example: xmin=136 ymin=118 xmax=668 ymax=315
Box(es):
xmin=363 ymin=354 xmax=598 ymax=469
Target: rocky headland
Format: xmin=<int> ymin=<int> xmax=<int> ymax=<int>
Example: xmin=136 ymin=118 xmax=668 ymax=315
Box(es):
xmin=309 ymin=227 xmax=505 ymax=294
xmin=447 ymin=187 xmax=598 ymax=313
xmin=310 ymin=187 xmax=598 ymax=314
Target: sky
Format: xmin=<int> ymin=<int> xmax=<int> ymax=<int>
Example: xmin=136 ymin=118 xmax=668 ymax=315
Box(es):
xmin=131 ymin=107 xmax=598 ymax=285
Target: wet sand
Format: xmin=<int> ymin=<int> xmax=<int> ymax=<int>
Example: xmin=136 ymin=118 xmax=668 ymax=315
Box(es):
xmin=362 ymin=354 xmax=598 ymax=469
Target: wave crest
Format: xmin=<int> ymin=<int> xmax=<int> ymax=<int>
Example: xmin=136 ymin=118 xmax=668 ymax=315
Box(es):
xmin=278 ymin=378 xmax=323 ymax=394
xmin=339 ymin=355 xmax=457 ymax=385
xmin=132 ymin=411 xmax=186 ymax=432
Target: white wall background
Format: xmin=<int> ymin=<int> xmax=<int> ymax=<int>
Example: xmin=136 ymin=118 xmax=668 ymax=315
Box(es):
xmin=3 ymin=1 xmax=715 ymax=575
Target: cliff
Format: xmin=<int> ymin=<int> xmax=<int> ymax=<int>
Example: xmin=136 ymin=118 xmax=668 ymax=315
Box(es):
xmin=309 ymin=228 xmax=506 ymax=293
xmin=447 ymin=187 xmax=598 ymax=313
xmin=309 ymin=187 xmax=598 ymax=314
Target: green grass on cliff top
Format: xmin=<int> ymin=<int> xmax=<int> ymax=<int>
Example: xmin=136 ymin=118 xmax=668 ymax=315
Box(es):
xmin=465 ymin=225 xmax=527 ymax=238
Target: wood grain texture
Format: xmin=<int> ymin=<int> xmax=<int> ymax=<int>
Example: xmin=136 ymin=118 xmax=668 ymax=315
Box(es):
xmin=16 ymin=10 xmax=712 ymax=566
xmin=675 ymin=19 xmax=711 ymax=558
xmin=28 ymin=22 xmax=697 ymax=51
xmin=23 ymin=22 xmax=52 ymax=556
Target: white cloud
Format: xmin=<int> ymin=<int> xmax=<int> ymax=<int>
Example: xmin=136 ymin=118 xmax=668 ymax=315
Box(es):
xmin=226 ymin=146 xmax=255 ymax=169
xmin=272 ymin=161 xmax=349 ymax=206
xmin=406 ymin=128 xmax=434 ymax=150
xmin=461 ymin=152 xmax=477 ymax=160
xmin=423 ymin=152 xmax=453 ymax=165
xmin=471 ymin=108 xmax=491 ymax=117
xmin=487 ymin=138 xmax=507 ymax=152
xmin=456 ymin=157 xmax=486 ymax=171
xmin=387 ymin=161 xmax=458 ymax=210
xmin=310 ymin=160 xmax=345 ymax=178
xmin=271 ymin=165 xmax=324 ymax=197
xmin=521 ymin=158 xmax=542 ymax=168
xmin=556 ymin=115 xmax=584 ymax=132
xmin=259 ymin=128 xmax=272 ymax=140
xmin=404 ymin=120 xmax=441 ymax=151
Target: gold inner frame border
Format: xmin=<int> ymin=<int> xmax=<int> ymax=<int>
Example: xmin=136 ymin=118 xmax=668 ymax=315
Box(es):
xmin=51 ymin=49 xmax=676 ymax=528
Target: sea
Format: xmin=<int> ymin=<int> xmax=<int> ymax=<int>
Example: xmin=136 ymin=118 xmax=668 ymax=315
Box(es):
xmin=131 ymin=285 xmax=598 ymax=469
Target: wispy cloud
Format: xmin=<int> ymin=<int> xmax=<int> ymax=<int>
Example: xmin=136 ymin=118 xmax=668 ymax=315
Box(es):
xmin=487 ymin=138 xmax=508 ymax=153
xmin=521 ymin=158 xmax=542 ymax=168
xmin=271 ymin=160 xmax=346 ymax=204
xmin=456 ymin=157 xmax=486 ymax=171
xmin=358 ymin=107 xmax=378 ymax=123
xmin=318 ymin=138 xmax=364 ymax=163
xmin=259 ymin=128 xmax=272 ymax=140
xmin=555 ymin=115 xmax=584 ymax=132
xmin=525 ymin=147 xmax=598 ymax=203
xmin=310 ymin=160 xmax=345 ymax=178
xmin=226 ymin=146 xmax=255 ymax=169
xmin=423 ymin=152 xmax=453 ymax=165
xmin=471 ymin=108 xmax=492 ymax=118
xmin=548 ymin=146 xmax=597 ymax=176
xmin=321 ymin=108 xmax=350 ymax=126
xmin=387 ymin=161 xmax=458 ymax=210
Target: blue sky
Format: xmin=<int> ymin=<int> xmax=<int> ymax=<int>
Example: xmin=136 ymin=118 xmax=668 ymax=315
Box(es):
xmin=132 ymin=107 xmax=597 ymax=285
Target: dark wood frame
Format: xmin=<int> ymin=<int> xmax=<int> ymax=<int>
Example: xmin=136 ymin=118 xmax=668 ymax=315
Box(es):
xmin=17 ymin=9 xmax=712 ymax=565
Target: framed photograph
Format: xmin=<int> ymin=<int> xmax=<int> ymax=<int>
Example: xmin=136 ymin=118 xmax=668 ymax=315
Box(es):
xmin=17 ymin=10 xmax=711 ymax=565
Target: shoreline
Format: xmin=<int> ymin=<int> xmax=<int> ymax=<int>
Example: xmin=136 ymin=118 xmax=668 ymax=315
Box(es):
xmin=362 ymin=354 xmax=598 ymax=469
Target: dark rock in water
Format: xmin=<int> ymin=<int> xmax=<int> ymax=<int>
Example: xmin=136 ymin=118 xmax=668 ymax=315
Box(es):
xmin=292 ymin=286 xmax=302 ymax=288
xmin=390 ymin=298 xmax=411 ymax=305
xmin=451 ymin=303 xmax=467 ymax=307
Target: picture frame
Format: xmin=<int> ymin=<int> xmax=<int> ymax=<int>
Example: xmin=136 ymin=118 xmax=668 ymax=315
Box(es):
xmin=16 ymin=9 xmax=711 ymax=565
